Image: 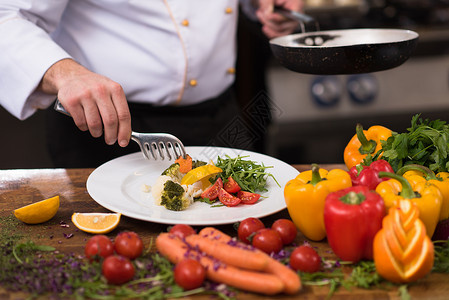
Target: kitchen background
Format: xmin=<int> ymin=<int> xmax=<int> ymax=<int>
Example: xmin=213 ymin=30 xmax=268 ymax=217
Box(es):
xmin=1 ymin=0 xmax=449 ymax=168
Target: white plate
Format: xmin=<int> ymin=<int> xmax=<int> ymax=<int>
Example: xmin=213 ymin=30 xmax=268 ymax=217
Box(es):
xmin=86 ymin=147 xmax=299 ymax=225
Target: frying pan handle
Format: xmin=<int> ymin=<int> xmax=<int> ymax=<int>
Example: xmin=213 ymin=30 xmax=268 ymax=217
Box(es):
xmin=274 ymin=7 xmax=315 ymax=24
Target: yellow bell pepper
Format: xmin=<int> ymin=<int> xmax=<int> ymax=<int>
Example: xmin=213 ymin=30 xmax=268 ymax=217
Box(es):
xmin=373 ymin=199 xmax=434 ymax=283
xmin=284 ymin=164 xmax=352 ymax=241
xmin=376 ymin=172 xmax=442 ymax=237
xmin=397 ymin=164 xmax=449 ymax=221
xmin=344 ymin=124 xmax=392 ymax=170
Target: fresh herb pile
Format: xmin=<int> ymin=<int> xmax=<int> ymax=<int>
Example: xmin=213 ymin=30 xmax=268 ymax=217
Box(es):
xmin=214 ymin=155 xmax=279 ymax=193
xmin=381 ymin=114 xmax=449 ymax=173
xmin=0 ymin=215 xmax=234 ymax=299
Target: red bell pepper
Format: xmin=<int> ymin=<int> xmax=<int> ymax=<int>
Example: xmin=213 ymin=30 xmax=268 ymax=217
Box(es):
xmin=348 ymin=159 xmax=394 ymax=190
xmin=324 ymin=186 xmax=385 ymax=262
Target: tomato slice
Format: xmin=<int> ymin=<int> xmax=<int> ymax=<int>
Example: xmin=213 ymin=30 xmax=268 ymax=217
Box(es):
xmin=224 ymin=176 xmax=241 ymax=194
xmin=218 ymin=188 xmax=241 ymax=207
xmin=200 ymin=178 xmax=223 ymax=200
xmin=237 ymin=190 xmax=261 ymax=204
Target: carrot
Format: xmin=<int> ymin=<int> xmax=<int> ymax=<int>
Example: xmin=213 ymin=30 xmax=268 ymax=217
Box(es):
xmin=156 ymin=233 xmax=284 ymax=295
xmin=265 ymin=257 xmax=301 ymax=294
xmin=198 ymin=226 xmax=232 ymax=242
xmin=185 ymin=234 xmax=269 ymax=271
xmin=175 ymin=154 xmax=192 ymax=173
xmin=199 ymin=252 xmax=284 ymax=295
xmin=198 ymin=227 xmax=302 ymax=294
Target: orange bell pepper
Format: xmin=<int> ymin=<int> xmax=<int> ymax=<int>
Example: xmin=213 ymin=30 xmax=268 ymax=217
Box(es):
xmin=344 ymin=124 xmax=392 ymax=170
xmin=373 ymin=199 xmax=434 ymax=283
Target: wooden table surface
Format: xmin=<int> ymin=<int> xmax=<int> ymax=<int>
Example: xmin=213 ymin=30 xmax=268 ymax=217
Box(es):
xmin=0 ymin=165 xmax=448 ymax=299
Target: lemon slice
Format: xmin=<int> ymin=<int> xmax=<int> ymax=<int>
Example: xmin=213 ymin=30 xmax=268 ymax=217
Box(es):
xmin=14 ymin=195 xmax=60 ymax=224
xmin=72 ymin=212 xmax=121 ymax=234
xmin=181 ymin=165 xmax=222 ymax=186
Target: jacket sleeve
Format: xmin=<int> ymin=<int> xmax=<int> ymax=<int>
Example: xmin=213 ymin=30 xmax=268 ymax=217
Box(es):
xmin=0 ymin=1 xmax=72 ymax=120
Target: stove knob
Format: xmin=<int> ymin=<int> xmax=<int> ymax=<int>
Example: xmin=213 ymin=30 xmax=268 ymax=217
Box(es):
xmin=310 ymin=76 xmax=342 ymax=107
xmin=347 ymin=74 xmax=379 ymax=105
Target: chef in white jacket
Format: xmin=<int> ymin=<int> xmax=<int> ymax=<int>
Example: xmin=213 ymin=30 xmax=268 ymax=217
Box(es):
xmin=0 ymin=0 xmax=302 ymax=167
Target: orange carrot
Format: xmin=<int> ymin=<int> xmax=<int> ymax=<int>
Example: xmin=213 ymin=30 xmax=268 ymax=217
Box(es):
xmin=185 ymin=234 xmax=269 ymax=271
xmin=265 ymin=257 xmax=301 ymax=294
xmin=198 ymin=226 xmax=232 ymax=242
xmin=156 ymin=233 xmax=285 ymax=295
xmin=175 ymin=154 xmax=192 ymax=173
xmin=198 ymin=227 xmax=302 ymax=294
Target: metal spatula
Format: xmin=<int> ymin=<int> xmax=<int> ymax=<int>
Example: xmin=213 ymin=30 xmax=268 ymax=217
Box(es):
xmin=54 ymin=99 xmax=186 ymax=161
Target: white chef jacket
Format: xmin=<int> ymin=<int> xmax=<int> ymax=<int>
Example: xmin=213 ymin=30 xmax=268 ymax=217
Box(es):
xmin=0 ymin=0 xmax=238 ymax=120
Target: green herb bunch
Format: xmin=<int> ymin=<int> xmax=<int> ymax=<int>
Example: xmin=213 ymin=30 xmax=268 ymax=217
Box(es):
xmin=214 ymin=155 xmax=279 ymax=193
xmin=381 ymin=114 xmax=449 ymax=173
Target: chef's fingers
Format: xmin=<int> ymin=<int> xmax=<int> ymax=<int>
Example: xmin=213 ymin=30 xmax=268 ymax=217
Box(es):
xmin=96 ymin=98 xmax=119 ymax=146
xmin=257 ymin=11 xmax=299 ymax=38
xmin=257 ymin=0 xmax=304 ymax=17
xmin=82 ymin=99 xmax=103 ymax=139
xmin=110 ymin=86 xmax=132 ymax=147
xmin=59 ymin=95 xmax=89 ymax=132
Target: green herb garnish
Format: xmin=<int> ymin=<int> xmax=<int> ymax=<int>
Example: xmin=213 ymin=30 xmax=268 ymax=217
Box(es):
xmin=214 ymin=155 xmax=279 ymax=193
xmin=381 ymin=114 xmax=449 ymax=173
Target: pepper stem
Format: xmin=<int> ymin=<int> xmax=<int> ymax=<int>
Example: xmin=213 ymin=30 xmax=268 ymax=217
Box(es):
xmin=339 ymin=191 xmax=365 ymax=205
xmin=310 ymin=164 xmax=322 ymax=186
xmin=396 ymin=164 xmax=437 ymax=180
xmin=378 ymin=172 xmax=417 ymax=199
xmin=356 ymin=123 xmax=377 ymax=155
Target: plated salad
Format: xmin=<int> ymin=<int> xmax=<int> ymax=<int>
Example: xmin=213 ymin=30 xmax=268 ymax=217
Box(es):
xmin=151 ymin=154 xmax=278 ymax=211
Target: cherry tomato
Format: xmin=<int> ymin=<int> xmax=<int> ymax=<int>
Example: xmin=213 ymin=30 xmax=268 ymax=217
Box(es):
xmin=218 ymin=188 xmax=241 ymax=207
xmin=272 ymin=219 xmax=297 ymax=245
xmin=237 ymin=190 xmax=261 ymax=204
xmin=169 ymin=224 xmax=196 ymax=239
xmin=174 ymin=258 xmax=206 ymax=290
xmin=238 ymin=217 xmax=265 ymax=244
xmin=224 ymin=176 xmax=241 ymax=194
xmin=201 ymin=178 xmax=223 ymax=200
xmin=290 ymin=245 xmax=321 ymax=273
xmin=102 ymin=255 xmax=135 ymax=285
xmin=252 ymin=228 xmax=283 ymax=254
xmin=84 ymin=235 xmax=114 ymax=261
xmin=114 ymin=231 xmax=144 ymax=260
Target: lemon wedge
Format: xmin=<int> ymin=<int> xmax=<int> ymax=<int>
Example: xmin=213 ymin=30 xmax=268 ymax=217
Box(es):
xmin=14 ymin=195 xmax=60 ymax=224
xmin=180 ymin=165 xmax=222 ymax=186
xmin=72 ymin=212 xmax=121 ymax=234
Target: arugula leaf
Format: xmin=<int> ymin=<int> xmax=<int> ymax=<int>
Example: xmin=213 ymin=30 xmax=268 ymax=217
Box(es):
xmin=214 ymin=155 xmax=279 ymax=193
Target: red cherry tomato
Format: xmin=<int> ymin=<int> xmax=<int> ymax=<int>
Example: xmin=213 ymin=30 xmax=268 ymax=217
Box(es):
xmin=272 ymin=219 xmax=297 ymax=245
xmin=114 ymin=231 xmax=144 ymax=260
xmin=218 ymin=188 xmax=241 ymax=207
xmin=252 ymin=228 xmax=283 ymax=254
xmin=169 ymin=224 xmax=196 ymax=239
xmin=102 ymin=255 xmax=135 ymax=285
xmin=174 ymin=258 xmax=206 ymax=290
xmin=201 ymin=178 xmax=223 ymax=200
xmin=290 ymin=245 xmax=321 ymax=273
xmin=224 ymin=176 xmax=241 ymax=194
xmin=84 ymin=235 xmax=114 ymax=261
xmin=238 ymin=217 xmax=265 ymax=244
xmin=237 ymin=190 xmax=261 ymax=204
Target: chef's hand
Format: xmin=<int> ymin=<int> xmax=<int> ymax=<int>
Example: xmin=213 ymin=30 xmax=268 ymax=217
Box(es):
xmin=256 ymin=0 xmax=304 ymax=39
xmin=39 ymin=58 xmax=132 ymax=147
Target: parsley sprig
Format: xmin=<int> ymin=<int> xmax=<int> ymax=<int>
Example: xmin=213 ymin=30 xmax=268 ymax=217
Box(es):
xmin=381 ymin=114 xmax=449 ymax=173
xmin=214 ymin=155 xmax=279 ymax=193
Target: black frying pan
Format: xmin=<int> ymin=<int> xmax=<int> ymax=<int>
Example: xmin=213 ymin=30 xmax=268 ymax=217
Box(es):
xmin=269 ymin=9 xmax=419 ymax=75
